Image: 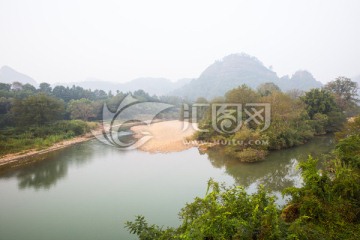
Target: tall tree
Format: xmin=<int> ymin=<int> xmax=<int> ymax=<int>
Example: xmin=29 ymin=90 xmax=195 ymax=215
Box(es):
xmin=301 ymin=88 xmax=345 ymax=132
xmin=38 ymin=82 xmax=52 ymax=94
xmin=67 ymin=98 xmax=95 ymax=121
xmin=324 ymin=77 xmax=359 ymax=113
xmin=225 ymin=84 xmax=259 ymax=104
xmin=257 ymin=82 xmax=281 ymax=96
xmin=11 ymin=93 xmax=65 ymax=125
xmin=11 ymin=81 xmax=23 ymax=91
xmin=0 ymin=83 xmax=11 ymax=91
xmin=301 ymin=89 xmax=338 ymax=119
xmin=22 ymin=83 xmax=37 ymax=93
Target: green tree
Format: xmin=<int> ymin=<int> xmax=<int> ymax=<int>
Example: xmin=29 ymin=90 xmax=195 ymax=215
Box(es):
xmin=301 ymin=89 xmax=338 ymax=118
xmin=286 ymin=89 xmax=305 ymax=99
xmin=261 ymin=92 xmax=313 ymax=149
xmin=335 ymin=115 xmax=360 ymax=140
xmin=301 ymin=88 xmax=345 ymax=132
xmin=0 ymin=83 xmax=11 ymax=91
xmin=38 ymin=82 xmax=52 ymax=94
xmin=11 ymin=93 xmax=65 ymax=125
xmin=67 ymin=98 xmax=96 ymax=121
xmin=11 ymin=81 xmax=23 ymax=91
xmin=225 ymin=84 xmax=259 ymax=104
xmin=325 ymin=76 xmax=359 ymax=114
xmin=126 ymin=179 xmax=283 ymax=240
xmin=257 ymin=82 xmax=281 ymax=96
xmin=22 ymin=83 xmax=37 ymax=93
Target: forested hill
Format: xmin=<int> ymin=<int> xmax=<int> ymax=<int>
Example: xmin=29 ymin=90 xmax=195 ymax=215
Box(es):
xmin=171 ymin=53 xmax=323 ymax=100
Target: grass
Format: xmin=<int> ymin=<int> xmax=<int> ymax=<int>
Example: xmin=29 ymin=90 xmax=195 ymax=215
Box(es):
xmin=0 ymin=120 xmax=98 ymax=156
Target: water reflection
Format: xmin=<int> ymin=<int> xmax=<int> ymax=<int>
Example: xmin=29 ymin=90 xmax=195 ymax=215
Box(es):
xmin=0 ymin=141 xmax=97 ymax=190
xmin=206 ymin=135 xmax=335 ymax=192
xmin=0 ymin=136 xmax=334 ymax=192
xmin=0 ymin=135 xmax=335 ymax=240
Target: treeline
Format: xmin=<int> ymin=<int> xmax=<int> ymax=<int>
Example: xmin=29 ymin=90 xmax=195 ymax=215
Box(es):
xmin=0 ymin=81 xmax=183 ymax=155
xmin=194 ymin=77 xmax=359 ymax=162
xmin=0 ymin=81 xmax=183 ymax=128
xmin=125 ymin=115 xmax=360 ymax=239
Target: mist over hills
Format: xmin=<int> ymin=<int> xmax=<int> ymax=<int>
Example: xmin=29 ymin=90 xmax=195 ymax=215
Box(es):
xmin=0 ymin=66 xmax=37 ymax=85
xmin=0 ymin=53 xmax=326 ymax=98
xmin=57 ymin=78 xmax=192 ymax=96
xmin=277 ymin=70 xmax=322 ymax=92
xmin=171 ymin=54 xmax=323 ymax=99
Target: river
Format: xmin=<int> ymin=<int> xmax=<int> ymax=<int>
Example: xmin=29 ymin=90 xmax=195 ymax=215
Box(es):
xmin=0 ymin=135 xmax=334 ymax=240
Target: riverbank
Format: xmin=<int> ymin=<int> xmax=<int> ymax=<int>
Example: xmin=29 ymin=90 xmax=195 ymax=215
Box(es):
xmin=131 ymin=120 xmax=197 ymax=153
xmin=0 ymin=120 xmax=197 ymax=169
xmin=0 ymin=131 xmax=99 ymax=169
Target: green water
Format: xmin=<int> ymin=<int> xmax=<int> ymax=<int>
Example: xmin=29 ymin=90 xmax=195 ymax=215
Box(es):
xmin=0 ymin=135 xmax=334 ymax=240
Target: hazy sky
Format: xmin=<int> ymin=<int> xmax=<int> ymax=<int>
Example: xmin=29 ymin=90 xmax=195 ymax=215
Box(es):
xmin=0 ymin=0 xmax=359 ymax=84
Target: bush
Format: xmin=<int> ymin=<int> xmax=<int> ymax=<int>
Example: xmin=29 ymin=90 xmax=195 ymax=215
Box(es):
xmin=235 ymin=148 xmax=268 ymax=162
xmin=126 ymin=179 xmax=284 ymax=240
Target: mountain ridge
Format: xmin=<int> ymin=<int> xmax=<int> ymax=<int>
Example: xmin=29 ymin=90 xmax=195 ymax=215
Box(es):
xmin=171 ymin=53 xmax=323 ymax=99
xmin=0 ymin=53 xmax=325 ymax=97
xmin=0 ymin=66 xmax=37 ymax=85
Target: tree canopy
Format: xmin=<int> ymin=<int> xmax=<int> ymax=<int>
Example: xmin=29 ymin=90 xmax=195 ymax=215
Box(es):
xmin=11 ymin=93 xmax=65 ymax=125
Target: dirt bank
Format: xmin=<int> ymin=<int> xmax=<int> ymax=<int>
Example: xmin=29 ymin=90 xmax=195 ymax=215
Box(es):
xmin=0 ymin=120 xmax=198 ymax=169
xmin=0 ymin=128 xmax=103 ymax=169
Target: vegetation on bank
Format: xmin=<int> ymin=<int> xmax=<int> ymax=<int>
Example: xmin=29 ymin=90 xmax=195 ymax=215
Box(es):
xmin=0 ymin=81 xmax=183 ymax=128
xmin=193 ymin=77 xmax=359 ymax=162
xmin=0 ymin=81 xmax=183 ymax=156
xmin=126 ymin=116 xmax=360 ymax=239
xmin=0 ymin=120 xmax=97 ymax=155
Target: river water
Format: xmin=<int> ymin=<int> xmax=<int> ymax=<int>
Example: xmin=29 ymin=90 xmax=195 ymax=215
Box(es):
xmin=0 ymin=135 xmax=334 ymax=240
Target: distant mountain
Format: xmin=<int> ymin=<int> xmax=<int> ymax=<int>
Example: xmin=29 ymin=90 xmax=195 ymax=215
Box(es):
xmin=171 ymin=54 xmax=323 ymax=100
xmin=121 ymin=77 xmax=191 ymax=95
xmin=277 ymin=71 xmax=322 ymax=91
xmin=0 ymin=66 xmax=37 ymax=85
xmin=171 ymin=54 xmax=278 ymax=99
xmin=1 ymin=54 xmax=324 ymax=99
xmin=57 ymin=77 xmax=192 ymax=96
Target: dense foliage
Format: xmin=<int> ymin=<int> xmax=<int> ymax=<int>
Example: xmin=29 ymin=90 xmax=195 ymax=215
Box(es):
xmin=324 ymin=76 xmax=359 ymax=115
xmin=126 ymin=116 xmax=360 ymax=239
xmin=194 ymin=77 xmax=358 ymax=162
xmin=0 ymin=120 xmax=97 ymax=155
xmin=0 ymin=81 xmax=184 ymax=156
xmin=0 ymin=81 xmax=184 ymax=129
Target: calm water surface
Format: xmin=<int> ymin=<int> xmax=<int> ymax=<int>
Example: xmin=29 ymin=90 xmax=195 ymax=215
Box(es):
xmin=0 ymin=135 xmax=334 ymax=240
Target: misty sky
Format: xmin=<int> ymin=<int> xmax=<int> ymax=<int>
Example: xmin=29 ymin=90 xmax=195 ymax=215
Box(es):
xmin=0 ymin=0 xmax=359 ymax=84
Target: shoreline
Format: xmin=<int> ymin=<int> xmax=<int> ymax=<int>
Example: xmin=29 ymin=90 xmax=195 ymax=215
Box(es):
xmin=0 ymin=120 xmax=197 ymax=170
xmin=0 ymin=132 xmax=97 ymax=170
